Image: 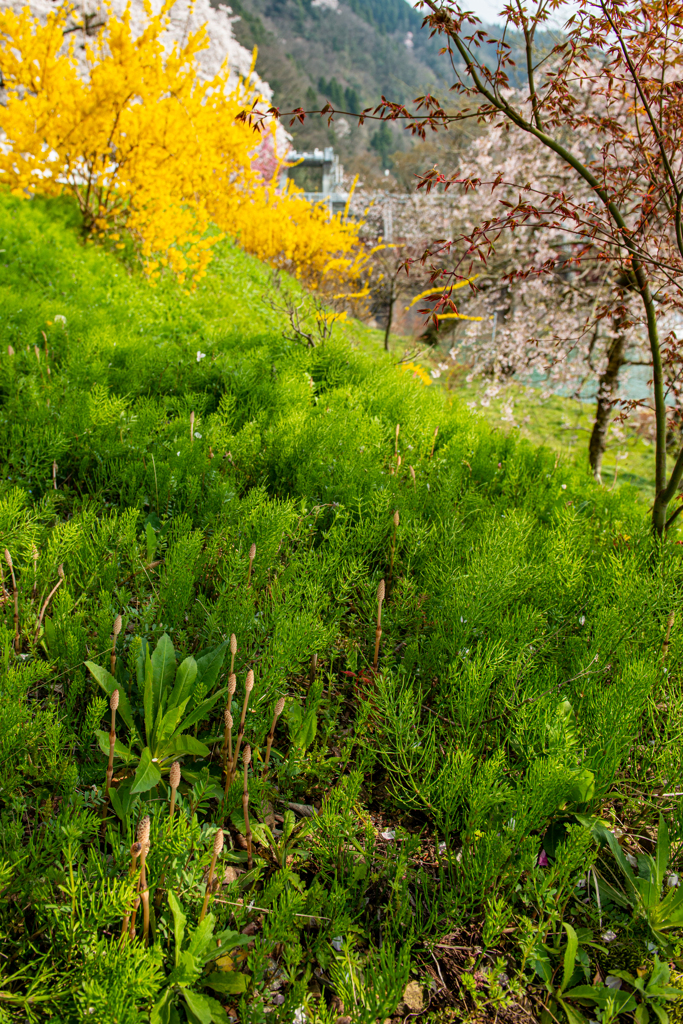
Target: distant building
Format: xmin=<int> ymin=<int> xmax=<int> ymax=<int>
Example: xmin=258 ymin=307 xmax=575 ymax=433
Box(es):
xmin=283 ymin=147 xmax=348 ymax=216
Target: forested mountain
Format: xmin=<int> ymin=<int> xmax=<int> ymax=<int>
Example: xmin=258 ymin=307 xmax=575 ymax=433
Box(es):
xmin=224 ymin=0 xmax=456 ymax=175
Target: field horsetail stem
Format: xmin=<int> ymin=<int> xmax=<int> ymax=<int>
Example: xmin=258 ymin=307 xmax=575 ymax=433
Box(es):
xmin=389 ymin=509 xmax=399 ymax=593
xmin=429 ymin=425 xmax=439 ymax=459
xmin=31 ymin=544 xmax=38 ymax=600
xmin=4 ymin=549 xmax=19 ymax=653
xmin=662 ymin=610 xmax=676 ymax=661
xmin=373 ymin=579 xmax=385 ymax=672
xmin=111 ymin=614 xmax=122 ymax=676
xmin=190 ymin=410 xmax=195 ymax=444
xmin=105 ymin=689 xmax=119 ymax=798
xmin=139 ymin=816 xmax=151 ymax=944
xmin=229 ymin=632 xmax=237 ymax=675
xmin=121 ymin=841 xmax=142 ymax=941
xmin=169 ymin=761 xmax=181 ymax=821
xmin=231 ymin=669 xmax=254 ymax=781
xmin=247 ymin=543 xmax=256 ymax=587
xmin=35 ymin=564 xmax=64 ymax=641
xmin=264 ymin=696 xmax=286 ymax=779
xmin=199 ymin=828 xmax=224 ymax=922
xmin=243 ymin=746 xmax=253 ymax=870
xmin=226 ymin=673 xmax=236 ymax=767
xmin=222 ymin=709 xmax=233 ymax=792
xmin=129 ymin=816 xmax=150 ymax=941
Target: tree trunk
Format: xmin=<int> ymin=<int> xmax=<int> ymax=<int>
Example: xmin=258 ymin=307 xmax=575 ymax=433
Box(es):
xmin=588 ymin=326 xmax=627 ymax=483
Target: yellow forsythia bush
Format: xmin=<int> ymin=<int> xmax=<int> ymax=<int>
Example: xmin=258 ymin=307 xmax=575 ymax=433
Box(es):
xmin=0 ymin=0 xmax=362 ymax=289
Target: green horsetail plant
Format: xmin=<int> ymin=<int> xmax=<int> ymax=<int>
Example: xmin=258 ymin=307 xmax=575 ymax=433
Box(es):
xmin=229 ymin=633 xmax=237 ymax=676
xmin=4 ymin=549 xmax=19 ymax=653
xmin=247 ymin=543 xmax=256 ymax=587
xmin=111 ymin=614 xmax=122 ymax=677
xmin=264 ymin=697 xmax=285 ymax=779
xmin=105 ymin=689 xmax=119 ymax=798
xmin=662 ymin=610 xmax=675 ymax=661
xmin=243 ymin=747 xmax=253 ymax=870
xmin=34 ymin=563 xmax=64 ymax=640
xmin=121 ymin=840 xmax=141 ymax=940
xmin=231 ymin=670 xmax=253 ymax=782
xmin=373 ymin=579 xmax=385 ymax=672
xmin=190 ymin=410 xmax=195 ymax=445
xmin=169 ymin=760 xmax=181 ymax=821
xmin=199 ymin=828 xmax=223 ymax=922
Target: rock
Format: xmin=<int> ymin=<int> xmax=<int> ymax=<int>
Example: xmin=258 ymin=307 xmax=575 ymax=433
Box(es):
xmin=402 ymin=981 xmax=424 ymax=1012
xmin=287 ymin=802 xmax=317 ymax=817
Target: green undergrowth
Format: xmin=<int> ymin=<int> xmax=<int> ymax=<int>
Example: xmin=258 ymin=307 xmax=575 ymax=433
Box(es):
xmin=1 ymin=194 xmax=683 ymax=1024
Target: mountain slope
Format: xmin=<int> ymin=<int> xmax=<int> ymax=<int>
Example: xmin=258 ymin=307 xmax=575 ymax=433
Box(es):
xmin=224 ymin=0 xmax=454 ymax=174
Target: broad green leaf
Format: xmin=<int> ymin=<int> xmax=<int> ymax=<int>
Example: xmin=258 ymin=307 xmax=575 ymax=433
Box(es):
xmin=557 ymin=1000 xmax=587 ymax=1024
xmin=562 ymin=985 xmax=602 ymax=1005
xmin=130 ymin=747 xmax=162 ymax=794
xmin=150 ymin=698 xmax=165 ymax=754
xmin=109 ymin=781 xmax=139 ymax=822
xmin=567 ymin=768 xmax=595 ymax=805
xmin=168 ymin=949 xmax=203 ymax=987
xmin=85 ymin=661 xmax=133 ymax=730
xmin=206 ymin=930 xmax=251 ymax=957
xmin=144 ymin=645 xmax=154 ymax=745
xmin=188 ymin=914 xmax=216 ymax=959
xmin=604 ymin=829 xmax=639 ymax=898
xmin=95 ymin=729 xmax=132 ymax=761
xmin=201 ymin=993 xmax=231 ymax=1024
xmin=193 ymin=642 xmax=228 ymax=705
xmin=653 ymin=884 xmax=683 ymax=930
xmin=155 ymin=700 xmax=190 ymax=748
xmin=151 ymin=633 xmax=176 ymax=716
xmin=169 ymin=657 xmax=197 ymax=710
xmin=283 ymin=809 xmax=296 ymax=841
xmin=634 ymin=1002 xmax=649 ymax=1024
xmin=167 ymin=890 xmax=186 ymax=967
xmin=165 ymin=734 xmax=210 ymax=759
xmin=561 ymin=922 xmax=579 ymax=993
xmin=203 ymin=971 xmax=249 ymax=995
xmin=172 ymin=690 xmax=225 ymax=738
xmin=182 ymin=990 xmax=213 ymax=1024
xmin=151 ymin=988 xmax=174 ymax=1024
xmin=655 ymin=815 xmax=670 ymax=891
xmin=136 ymin=638 xmax=150 ymax=689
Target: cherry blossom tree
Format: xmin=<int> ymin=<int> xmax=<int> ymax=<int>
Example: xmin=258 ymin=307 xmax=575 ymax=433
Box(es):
xmin=434 ymin=124 xmax=648 ymax=482
xmin=365 ymin=0 xmax=683 ymax=533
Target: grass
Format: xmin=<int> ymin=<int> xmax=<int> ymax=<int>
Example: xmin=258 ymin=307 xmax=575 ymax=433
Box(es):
xmin=1 ymin=193 xmax=683 ymax=1024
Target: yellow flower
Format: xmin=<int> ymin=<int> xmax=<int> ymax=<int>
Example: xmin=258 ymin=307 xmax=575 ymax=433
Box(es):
xmin=0 ymin=1 xmax=363 ymax=292
xmin=399 ymin=361 xmax=432 ymax=386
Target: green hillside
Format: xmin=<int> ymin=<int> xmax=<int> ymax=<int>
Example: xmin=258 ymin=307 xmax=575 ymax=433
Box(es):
xmin=226 ymin=0 xmax=453 ymax=174
xmin=1 ymin=195 xmax=683 ymax=1022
